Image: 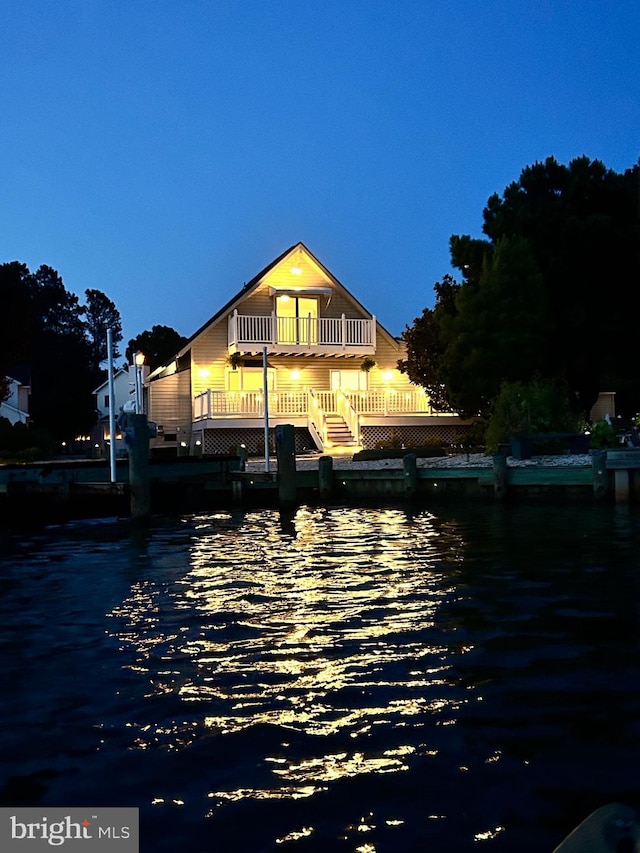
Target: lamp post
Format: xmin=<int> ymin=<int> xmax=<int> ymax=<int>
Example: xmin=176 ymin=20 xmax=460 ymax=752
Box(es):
xmin=134 ymin=351 xmax=145 ymax=414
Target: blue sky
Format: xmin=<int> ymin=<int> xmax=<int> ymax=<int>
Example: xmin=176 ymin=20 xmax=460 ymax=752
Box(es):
xmin=2 ymin=0 xmax=639 ymax=353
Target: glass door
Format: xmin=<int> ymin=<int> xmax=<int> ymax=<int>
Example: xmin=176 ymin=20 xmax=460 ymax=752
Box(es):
xmin=276 ymin=295 xmax=318 ymax=344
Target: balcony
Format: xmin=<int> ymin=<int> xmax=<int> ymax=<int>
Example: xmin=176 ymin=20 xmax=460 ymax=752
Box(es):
xmin=228 ymin=311 xmax=376 ymax=356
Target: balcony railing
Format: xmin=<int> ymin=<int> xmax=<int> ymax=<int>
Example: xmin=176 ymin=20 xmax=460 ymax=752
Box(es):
xmin=228 ymin=311 xmax=376 ymax=353
xmin=193 ymin=388 xmax=442 ymax=420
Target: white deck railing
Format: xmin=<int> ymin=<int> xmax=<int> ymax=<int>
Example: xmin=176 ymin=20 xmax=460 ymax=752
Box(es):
xmin=228 ymin=311 xmax=375 ymax=351
xmin=193 ymin=388 xmax=439 ymax=420
xmin=346 ymin=389 xmax=434 ymax=415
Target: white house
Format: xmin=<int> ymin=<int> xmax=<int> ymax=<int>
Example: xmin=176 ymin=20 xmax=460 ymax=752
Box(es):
xmin=0 ymin=375 xmax=30 ymax=425
xmin=146 ymin=243 xmax=470 ymax=455
xmin=92 ymin=363 xmax=150 ymax=456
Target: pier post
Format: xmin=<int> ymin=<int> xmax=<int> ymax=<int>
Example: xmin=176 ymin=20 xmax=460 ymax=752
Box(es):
xmin=275 ymin=424 xmax=297 ymax=506
xmin=591 ymin=450 xmax=608 ymax=500
xmin=318 ymin=455 xmax=334 ymax=500
xmin=614 ymin=469 xmax=631 ymax=503
xmin=231 ymin=479 xmax=243 ymax=505
xmin=403 ymin=453 xmax=418 ymax=495
xmin=128 ymin=413 xmax=151 ymax=520
xmin=492 ymin=453 xmax=508 ymax=499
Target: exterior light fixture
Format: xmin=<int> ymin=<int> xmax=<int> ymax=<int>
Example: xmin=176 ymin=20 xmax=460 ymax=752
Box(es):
xmin=382 ymin=370 xmax=393 ymax=382
xmin=134 ymin=352 xmax=145 ymax=414
xmin=290 ymin=369 xmax=301 ymax=380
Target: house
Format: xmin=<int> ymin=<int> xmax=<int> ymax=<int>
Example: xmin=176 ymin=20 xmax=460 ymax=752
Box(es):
xmin=146 ymin=243 xmax=468 ymax=455
xmin=92 ymin=363 xmax=150 ymax=457
xmin=0 ymin=374 xmax=30 ymax=425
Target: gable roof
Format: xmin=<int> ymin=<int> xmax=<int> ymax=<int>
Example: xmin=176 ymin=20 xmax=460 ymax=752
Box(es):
xmin=173 ymin=242 xmax=398 ymax=360
xmin=92 ymin=365 xmax=130 ymax=395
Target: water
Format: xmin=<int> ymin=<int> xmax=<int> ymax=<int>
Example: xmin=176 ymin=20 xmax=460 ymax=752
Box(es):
xmin=1 ymin=503 xmax=639 ymax=852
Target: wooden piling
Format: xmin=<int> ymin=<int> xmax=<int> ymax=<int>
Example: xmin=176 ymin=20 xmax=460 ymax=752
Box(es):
xmin=318 ymin=455 xmax=334 ymax=500
xmin=403 ymin=453 xmax=418 ymax=495
xmin=128 ymin=413 xmax=151 ymax=520
xmin=591 ymin=450 xmax=608 ymax=500
xmin=493 ymin=453 xmax=508 ymax=498
xmin=275 ymin=424 xmax=297 ymax=506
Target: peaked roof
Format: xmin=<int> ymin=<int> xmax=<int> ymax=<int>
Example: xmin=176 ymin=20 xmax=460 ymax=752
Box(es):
xmin=173 ymin=242 xmax=398 ymax=360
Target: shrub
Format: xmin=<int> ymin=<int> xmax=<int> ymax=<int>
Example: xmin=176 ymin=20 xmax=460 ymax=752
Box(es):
xmin=589 ymin=419 xmax=617 ymax=449
xmin=485 ymin=377 xmax=580 ymax=452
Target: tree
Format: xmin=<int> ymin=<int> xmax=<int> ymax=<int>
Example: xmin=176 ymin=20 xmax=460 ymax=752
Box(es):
xmin=126 ymin=325 xmax=187 ymax=372
xmin=0 ymin=262 xmax=32 ymax=402
xmin=398 ymin=274 xmax=459 ymax=411
xmin=83 ymin=288 xmax=123 ymax=371
xmin=0 ymin=262 xmax=98 ymax=445
xmin=26 ymin=266 xmax=96 ymax=442
xmin=402 ymin=155 xmax=640 ymax=419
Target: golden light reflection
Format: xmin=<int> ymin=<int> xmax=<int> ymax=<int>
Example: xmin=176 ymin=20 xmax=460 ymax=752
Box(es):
xmin=474 ymin=825 xmax=505 ymax=841
xmin=105 ymin=505 xmax=471 ymax=797
xmin=275 ymin=826 xmax=314 ymax=843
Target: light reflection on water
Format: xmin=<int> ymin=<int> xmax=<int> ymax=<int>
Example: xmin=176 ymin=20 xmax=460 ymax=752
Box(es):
xmin=107 ymin=506 xmax=469 ymax=791
xmin=2 ymin=503 xmax=640 ymax=852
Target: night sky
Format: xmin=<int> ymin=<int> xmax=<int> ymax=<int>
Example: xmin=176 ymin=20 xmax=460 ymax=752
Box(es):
xmin=2 ymin=0 xmax=638 ymax=350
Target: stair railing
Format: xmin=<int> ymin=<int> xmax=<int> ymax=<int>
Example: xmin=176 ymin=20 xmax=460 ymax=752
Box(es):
xmin=335 ymin=389 xmax=360 ymax=446
xmin=307 ymin=388 xmax=328 ymax=452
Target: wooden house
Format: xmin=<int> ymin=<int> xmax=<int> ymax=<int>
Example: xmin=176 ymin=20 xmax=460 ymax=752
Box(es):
xmin=146 ymin=243 xmax=467 ymax=455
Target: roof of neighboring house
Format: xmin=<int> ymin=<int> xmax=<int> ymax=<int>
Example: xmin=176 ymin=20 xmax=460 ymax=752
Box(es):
xmin=92 ymin=365 xmax=131 ymax=395
xmin=149 ymin=242 xmax=399 ymax=379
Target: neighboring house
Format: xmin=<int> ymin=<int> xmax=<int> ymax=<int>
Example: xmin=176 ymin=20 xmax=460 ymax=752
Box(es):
xmin=92 ymin=363 xmax=150 ymax=457
xmin=147 ymin=243 xmax=469 ymax=455
xmin=589 ymin=391 xmax=616 ymax=423
xmin=0 ymin=375 xmax=30 ymax=425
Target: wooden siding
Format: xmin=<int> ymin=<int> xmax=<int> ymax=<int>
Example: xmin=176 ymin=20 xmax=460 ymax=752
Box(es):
xmin=149 ymin=370 xmax=192 ymax=431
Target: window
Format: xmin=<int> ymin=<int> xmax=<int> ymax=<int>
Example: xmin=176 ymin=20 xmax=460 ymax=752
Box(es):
xmin=330 ymin=370 xmax=367 ymax=392
xmin=104 ymin=395 xmax=109 ymax=407
xmin=227 ymin=367 xmax=276 ymax=391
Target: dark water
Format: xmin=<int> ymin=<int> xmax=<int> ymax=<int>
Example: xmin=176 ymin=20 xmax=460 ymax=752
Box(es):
xmin=1 ymin=503 xmax=639 ymax=852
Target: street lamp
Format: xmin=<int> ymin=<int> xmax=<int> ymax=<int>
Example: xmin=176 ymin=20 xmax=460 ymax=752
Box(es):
xmin=134 ymin=351 xmax=145 ymax=414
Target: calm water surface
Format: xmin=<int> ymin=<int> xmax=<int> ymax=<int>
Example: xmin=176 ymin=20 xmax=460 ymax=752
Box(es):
xmin=1 ymin=503 xmax=639 ymax=852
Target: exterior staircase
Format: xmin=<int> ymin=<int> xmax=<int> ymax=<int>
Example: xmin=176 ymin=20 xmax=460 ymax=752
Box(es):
xmin=325 ymin=415 xmax=360 ymax=455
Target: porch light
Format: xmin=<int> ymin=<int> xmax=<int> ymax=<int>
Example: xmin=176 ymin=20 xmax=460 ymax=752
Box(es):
xmin=382 ymin=370 xmax=393 ymax=382
xmin=290 ymin=264 xmax=302 ymax=275
xmin=290 ymin=369 xmax=301 ymax=380
xmin=198 ymin=368 xmax=210 ymax=379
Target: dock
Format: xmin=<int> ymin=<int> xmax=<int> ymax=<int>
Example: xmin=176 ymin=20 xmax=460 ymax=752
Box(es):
xmin=2 ymin=446 xmax=639 ymax=520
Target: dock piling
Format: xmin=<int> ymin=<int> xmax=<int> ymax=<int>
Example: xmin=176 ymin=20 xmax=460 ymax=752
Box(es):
xmin=403 ymin=453 xmax=418 ymax=495
xmin=275 ymin=424 xmax=297 ymax=506
xmin=591 ymin=450 xmax=608 ymax=499
xmin=493 ymin=453 xmax=508 ymax=498
xmin=127 ymin=413 xmax=151 ymax=520
xmin=318 ymin=455 xmax=334 ymax=500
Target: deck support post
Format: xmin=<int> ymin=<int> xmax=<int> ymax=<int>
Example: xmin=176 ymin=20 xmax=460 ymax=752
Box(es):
xmin=492 ymin=453 xmax=508 ymax=499
xmin=276 ymin=424 xmax=297 ymax=506
xmin=403 ymin=453 xmax=418 ymax=496
xmin=128 ymin=413 xmax=150 ymax=521
xmin=318 ymin=455 xmax=334 ymax=500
